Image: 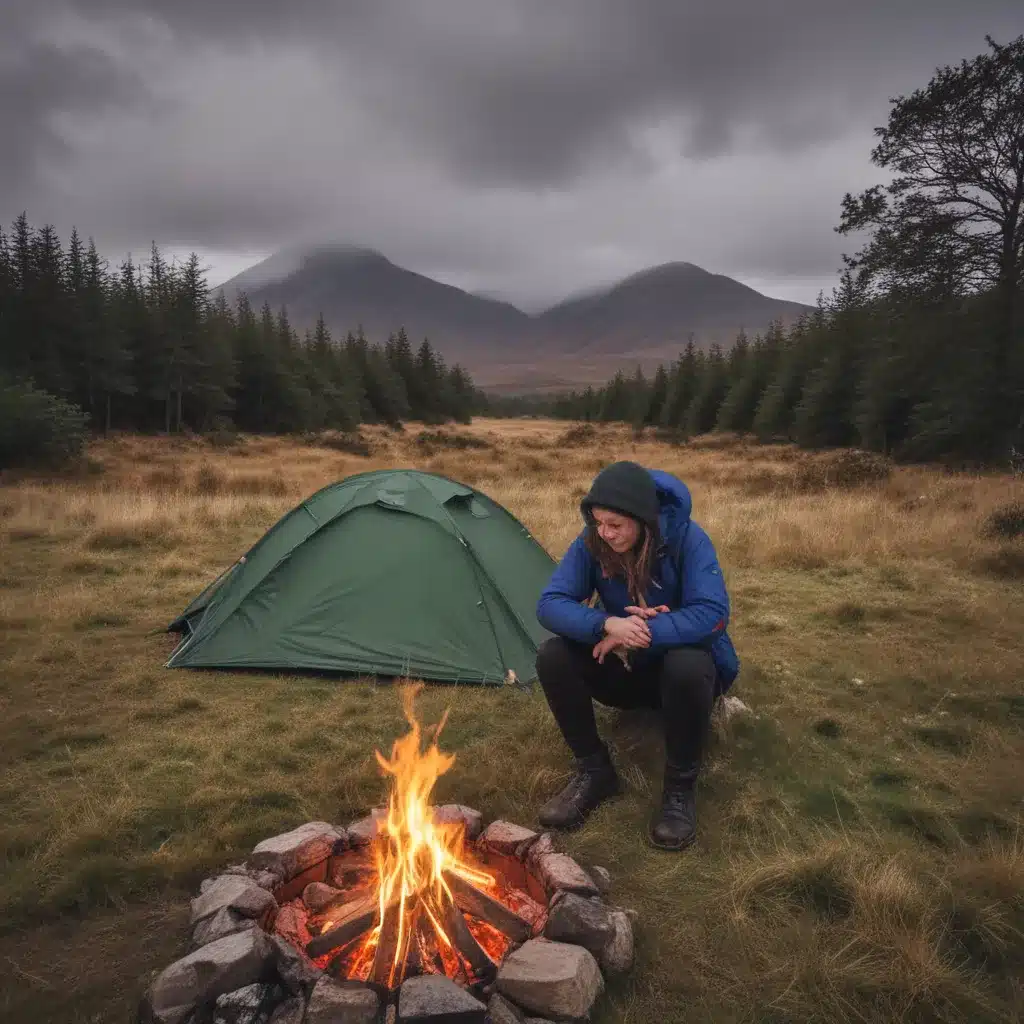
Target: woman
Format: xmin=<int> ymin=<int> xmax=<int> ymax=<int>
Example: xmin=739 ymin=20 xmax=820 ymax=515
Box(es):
xmin=534 ymin=460 xmax=739 ymax=850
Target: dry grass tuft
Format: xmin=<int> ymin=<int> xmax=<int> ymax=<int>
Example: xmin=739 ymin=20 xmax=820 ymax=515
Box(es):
xmin=0 ymin=420 xmax=1021 ymax=1023
xmin=984 ymin=500 xmax=1024 ymax=539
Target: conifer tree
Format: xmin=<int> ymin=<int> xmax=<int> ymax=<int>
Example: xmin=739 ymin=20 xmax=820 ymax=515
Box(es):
xmin=645 ymin=364 xmax=669 ymax=426
xmin=661 ymin=338 xmax=700 ymax=429
xmin=684 ymin=344 xmax=729 ymax=435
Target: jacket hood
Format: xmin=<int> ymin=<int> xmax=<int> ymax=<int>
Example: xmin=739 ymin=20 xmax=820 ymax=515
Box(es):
xmin=649 ymin=470 xmax=693 ymax=537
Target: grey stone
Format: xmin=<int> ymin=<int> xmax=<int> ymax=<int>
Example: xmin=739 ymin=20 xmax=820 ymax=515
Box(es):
xmin=398 ymin=974 xmax=487 ymax=1022
xmin=305 ymin=977 xmax=379 ymax=1024
xmin=270 ymin=934 xmax=323 ymax=995
xmin=535 ymin=854 xmax=600 ymax=899
xmin=524 ymin=833 xmax=555 ymax=873
xmin=221 ymin=862 xmax=283 ymax=891
xmin=496 ymin=939 xmax=603 ymax=1022
xmin=191 ymin=907 xmax=257 ymax=949
xmin=268 ymin=995 xmax=306 ymax=1024
xmin=589 ymin=866 xmax=612 ymax=894
xmin=385 ymin=1005 xmax=397 ymax=1024
xmin=478 ymin=820 xmax=538 ymax=858
xmin=600 ymin=910 xmax=635 ymax=974
xmin=488 ymin=992 xmax=526 ymax=1024
xmin=716 ymin=694 xmax=752 ymax=722
xmin=250 ymin=822 xmax=345 ymax=881
xmin=190 ymin=875 xmax=277 ymax=926
xmin=140 ymin=929 xmax=276 ymax=1024
xmin=432 ymin=803 xmax=484 ymax=841
xmin=249 ymin=868 xmax=284 ymax=891
xmin=303 ymin=881 xmax=344 ymax=913
xmin=212 ymin=982 xmax=279 ymax=1024
xmin=346 ymin=810 xmax=385 ymax=848
xmin=543 ymin=893 xmax=615 ymax=954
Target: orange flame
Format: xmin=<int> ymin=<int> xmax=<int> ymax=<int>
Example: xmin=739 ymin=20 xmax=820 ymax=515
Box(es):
xmin=354 ymin=683 xmax=498 ymax=988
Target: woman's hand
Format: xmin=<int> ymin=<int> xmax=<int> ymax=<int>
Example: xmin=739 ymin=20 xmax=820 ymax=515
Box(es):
xmin=603 ymin=614 xmax=651 ymax=648
xmin=592 ymin=635 xmax=625 ymax=664
xmin=624 ymin=604 xmax=670 ymax=620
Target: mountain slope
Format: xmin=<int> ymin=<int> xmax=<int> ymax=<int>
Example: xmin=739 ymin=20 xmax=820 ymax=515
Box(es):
xmin=218 ymin=244 xmax=532 ymax=356
xmin=533 ymin=261 xmax=810 ymax=355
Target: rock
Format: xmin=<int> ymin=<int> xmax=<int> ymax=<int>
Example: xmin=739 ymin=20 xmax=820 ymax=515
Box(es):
xmin=488 ymin=992 xmax=526 ymax=1024
xmin=479 ymin=820 xmax=538 ymax=857
xmin=248 ymin=868 xmax=284 ymax=891
xmin=535 ymin=854 xmax=600 ymax=899
xmin=273 ymin=860 xmax=329 ymax=904
xmin=268 ymin=994 xmax=306 ymax=1024
xmin=270 ymin=934 xmax=323 ymax=995
xmin=346 ymin=813 xmax=384 ymax=848
xmin=190 ymin=875 xmax=277 ymax=926
xmin=191 ymin=907 xmax=257 ymax=949
xmin=496 ymin=939 xmax=603 ymax=1022
xmin=398 ymin=974 xmax=487 ymax=1022
xmin=385 ymin=1005 xmax=397 ymax=1024
xmin=524 ymin=833 xmax=555 ymax=873
xmin=250 ymin=822 xmax=345 ymax=882
xmin=432 ymin=803 xmax=484 ymax=841
xmin=305 ymin=977 xmax=379 ymax=1024
xmin=543 ymin=892 xmax=615 ymax=953
xmin=212 ymin=982 xmax=280 ymax=1024
xmin=272 ymin=903 xmax=309 ymax=948
xmin=589 ymin=866 xmax=612 ymax=894
xmin=303 ymin=881 xmax=344 ymax=913
xmin=140 ymin=929 xmax=275 ymax=1024
xmin=600 ymin=910 xmax=635 ymax=974
xmin=716 ymin=695 xmax=751 ymax=722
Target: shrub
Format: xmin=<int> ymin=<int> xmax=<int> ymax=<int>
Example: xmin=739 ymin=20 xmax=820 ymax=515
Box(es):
xmin=795 ymin=449 xmax=894 ymax=490
xmin=0 ymin=377 xmax=89 ymax=470
xmin=415 ymin=430 xmax=490 ymax=451
xmin=313 ymin=431 xmax=374 ymax=457
xmin=205 ymin=417 xmax=240 ymax=449
xmin=983 ymin=502 xmax=1024 ymax=540
xmin=558 ymin=423 xmax=598 ymax=447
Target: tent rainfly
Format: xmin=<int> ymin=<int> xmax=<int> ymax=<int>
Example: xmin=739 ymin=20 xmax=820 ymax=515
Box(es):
xmin=165 ymin=469 xmax=556 ymax=685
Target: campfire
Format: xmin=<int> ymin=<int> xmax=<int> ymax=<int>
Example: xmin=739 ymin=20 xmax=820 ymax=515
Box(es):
xmin=298 ymin=685 xmax=538 ymax=992
xmin=140 ymin=684 xmax=635 ymax=1024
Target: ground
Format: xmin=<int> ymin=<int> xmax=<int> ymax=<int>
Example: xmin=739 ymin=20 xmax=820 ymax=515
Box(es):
xmin=0 ymin=420 xmax=1022 ymax=1023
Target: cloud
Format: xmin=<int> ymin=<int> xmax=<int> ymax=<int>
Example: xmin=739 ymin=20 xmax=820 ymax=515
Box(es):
xmin=2 ymin=1 xmax=1021 ymax=307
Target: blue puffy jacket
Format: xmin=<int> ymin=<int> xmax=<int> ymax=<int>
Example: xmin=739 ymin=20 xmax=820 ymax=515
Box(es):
xmin=536 ymin=468 xmax=739 ymax=691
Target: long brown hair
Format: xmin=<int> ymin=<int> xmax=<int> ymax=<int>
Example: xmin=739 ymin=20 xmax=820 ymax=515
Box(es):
xmin=584 ymin=516 xmax=659 ymax=604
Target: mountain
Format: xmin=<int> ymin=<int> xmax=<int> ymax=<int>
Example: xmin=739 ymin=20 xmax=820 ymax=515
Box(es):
xmin=217 ymin=246 xmax=813 ymax=390
xmin=533 ymin=262 xmax=809 ymax=355
xmin=218 ymin=244 xmax=532 ymax=358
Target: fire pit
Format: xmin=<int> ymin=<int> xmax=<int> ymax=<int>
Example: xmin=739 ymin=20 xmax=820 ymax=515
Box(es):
xmin=139 ymin=688 xmax=635 ymax=1024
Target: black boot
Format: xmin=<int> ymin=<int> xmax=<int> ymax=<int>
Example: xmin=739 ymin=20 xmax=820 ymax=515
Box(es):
xmin=538 ymin=747 xmax=621 ymax=830
xmin=648 ymin=762 xmax=698 ymax=850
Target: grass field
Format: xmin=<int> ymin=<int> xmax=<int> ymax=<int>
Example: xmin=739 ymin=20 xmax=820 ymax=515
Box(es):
xmin=1 ymin=420 xmax=1022 ymax=1023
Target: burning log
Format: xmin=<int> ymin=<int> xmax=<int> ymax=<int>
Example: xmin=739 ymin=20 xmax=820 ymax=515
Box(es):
xmin=369 ymin=901 xmax=408 ymax=989
xmin=305 ymin=895 xmax=382 ymax=959
xmin=443 ymin=901 xmax=497 ymax=982
xmin=443 ymin=870 xmax=533 ymax=943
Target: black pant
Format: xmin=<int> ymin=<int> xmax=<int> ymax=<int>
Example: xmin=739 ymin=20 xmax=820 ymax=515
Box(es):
xmin=536 ymin=636 xmax=716 ymax=772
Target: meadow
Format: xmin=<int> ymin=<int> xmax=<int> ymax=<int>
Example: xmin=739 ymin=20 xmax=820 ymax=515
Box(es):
xmin=0 ymin=419 xmax=1021 ymax=1023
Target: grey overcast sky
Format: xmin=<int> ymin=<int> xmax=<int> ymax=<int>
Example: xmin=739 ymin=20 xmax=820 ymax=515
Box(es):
xmin=2 ymin=2 xmax=1021 ymax=310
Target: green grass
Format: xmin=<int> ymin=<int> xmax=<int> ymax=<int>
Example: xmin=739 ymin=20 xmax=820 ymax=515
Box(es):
xmin=0 ymin=430 xmax=1022 ymax=1024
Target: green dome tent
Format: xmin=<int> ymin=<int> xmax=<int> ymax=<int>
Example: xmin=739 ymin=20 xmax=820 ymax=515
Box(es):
xmin=165 ymin=469 xmax=556 ymax=685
